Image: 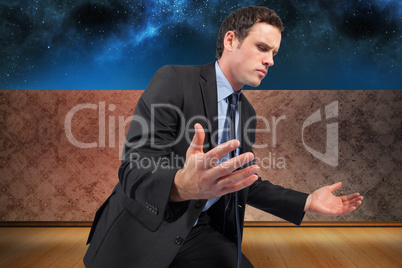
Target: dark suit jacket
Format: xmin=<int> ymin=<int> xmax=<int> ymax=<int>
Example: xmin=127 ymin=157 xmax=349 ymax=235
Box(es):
xmin=83 ymin=62 xmax=308 ymax=267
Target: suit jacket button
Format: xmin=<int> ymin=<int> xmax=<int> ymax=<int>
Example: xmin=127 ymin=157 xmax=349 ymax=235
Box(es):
xmin=174 ymin=236 xmax=183 ymax=245
xmin=196 ymin=201 xmax=205 ymax=208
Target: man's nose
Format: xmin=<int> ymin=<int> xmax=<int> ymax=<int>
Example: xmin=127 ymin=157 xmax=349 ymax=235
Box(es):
xmin=263 ymin=53 xmax=274 ymax=67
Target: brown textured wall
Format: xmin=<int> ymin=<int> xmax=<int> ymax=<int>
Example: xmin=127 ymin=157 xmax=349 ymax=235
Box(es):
xmin=0 ymin=90 xmax=401 ymax=222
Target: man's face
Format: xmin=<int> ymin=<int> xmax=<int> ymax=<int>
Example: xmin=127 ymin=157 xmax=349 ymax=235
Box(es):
xmin=224 ymin=22 xmax=282 ymax=90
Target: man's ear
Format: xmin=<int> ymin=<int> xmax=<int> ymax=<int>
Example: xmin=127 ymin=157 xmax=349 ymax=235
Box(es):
xmin=223 ymin=31 xmax=237 ymax=52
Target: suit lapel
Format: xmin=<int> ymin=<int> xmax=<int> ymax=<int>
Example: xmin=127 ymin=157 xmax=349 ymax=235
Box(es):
xmin=199 ymin=62 xmax=218 ymax=149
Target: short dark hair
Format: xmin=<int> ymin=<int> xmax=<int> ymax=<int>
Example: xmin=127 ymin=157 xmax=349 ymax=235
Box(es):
xmin=216 ymin=6 xmax=284 ymax=59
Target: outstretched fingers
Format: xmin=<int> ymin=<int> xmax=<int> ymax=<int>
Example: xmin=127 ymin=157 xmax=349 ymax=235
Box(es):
xmin=206 ymin=152 xmax=256 ymax=178
xmin=203 ymin=151 xmax=259 ymax=196
xmin=181 ymin=124 xmax=262 ymax=199
xmin=328 ymin=181 xmax=343 ymax=192
xmin=340 ymin=193 xmax=363 ymax=214
xmin=187 ymin=123 xmax=206 ymax=155
xmin=342 ymin=193 xmax=363 ymax=203
xmin=203 ymin=139 xmax=240 ymax=165
xmin=216 ymin=163 xmax=259 ymax=187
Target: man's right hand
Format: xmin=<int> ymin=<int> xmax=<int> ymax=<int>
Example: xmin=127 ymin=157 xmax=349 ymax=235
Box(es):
xmin=169 ymin=123 xmax=259 ymax=202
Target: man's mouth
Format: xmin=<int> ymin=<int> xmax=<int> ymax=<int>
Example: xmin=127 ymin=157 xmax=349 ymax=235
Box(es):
xmin=257 ymin=69 xmax=267 ymax=77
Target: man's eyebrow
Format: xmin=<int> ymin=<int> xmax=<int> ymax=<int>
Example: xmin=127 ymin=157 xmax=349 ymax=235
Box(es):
xmin=258 ymin=42 xmax=271 ymax=48
xmin=258 ymin=42 xmax=279 ymax=54
xmin=256 ymin=42 xmax=271 ymax=51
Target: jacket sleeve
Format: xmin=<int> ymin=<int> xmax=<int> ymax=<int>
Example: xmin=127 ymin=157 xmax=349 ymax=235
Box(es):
xmin=118 ymin=65 xmax=186 ymax=230
xmin=247 ymin=179 xmax=308 ymax=226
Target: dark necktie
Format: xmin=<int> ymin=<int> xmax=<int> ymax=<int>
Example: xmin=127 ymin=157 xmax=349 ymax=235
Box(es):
xmin=222 ymin=93 xmax=242 ymax=268
xmin=222 ymin=93 xmax=239 ymax=159
xmin=200 ymin=93 xmax=240 ymax=217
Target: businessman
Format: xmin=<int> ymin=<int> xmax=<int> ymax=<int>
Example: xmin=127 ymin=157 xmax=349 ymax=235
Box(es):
xmin=84 ymin=6 xmax=363 ymax=268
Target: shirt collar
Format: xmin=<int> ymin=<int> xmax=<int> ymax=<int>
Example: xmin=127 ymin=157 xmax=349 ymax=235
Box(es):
xmin=215 ymin=61 xmax=242 ymax=103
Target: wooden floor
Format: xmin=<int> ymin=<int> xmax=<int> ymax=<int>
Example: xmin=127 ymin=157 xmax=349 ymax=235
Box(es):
xmin=242 ymin=227 xmax=402 ymax=268
xmin=0 ymin=227 xmax=401 ymax=268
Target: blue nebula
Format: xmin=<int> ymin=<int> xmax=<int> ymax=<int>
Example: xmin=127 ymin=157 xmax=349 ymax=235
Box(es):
xmin=1 ymin=0 xmax=401 ymax=90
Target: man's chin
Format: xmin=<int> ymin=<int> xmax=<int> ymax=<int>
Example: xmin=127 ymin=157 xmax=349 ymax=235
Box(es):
xmin=247 ymin=80 xmax=263 ymax=88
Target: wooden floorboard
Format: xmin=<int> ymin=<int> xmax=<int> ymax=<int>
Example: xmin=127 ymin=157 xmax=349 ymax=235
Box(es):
xmin=0 ymin=227 xmax=401 ymax=267
xmin=243 ymin=227 xmax=402 ymax=268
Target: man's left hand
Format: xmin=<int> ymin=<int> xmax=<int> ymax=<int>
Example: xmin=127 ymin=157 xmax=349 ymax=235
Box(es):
xmin=304 ymin=182 xmax=363 ymax=216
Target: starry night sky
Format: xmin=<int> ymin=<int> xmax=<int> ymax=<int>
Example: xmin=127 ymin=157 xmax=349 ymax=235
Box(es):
xmin=1 ymin=0 xmax=401 ymax=90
